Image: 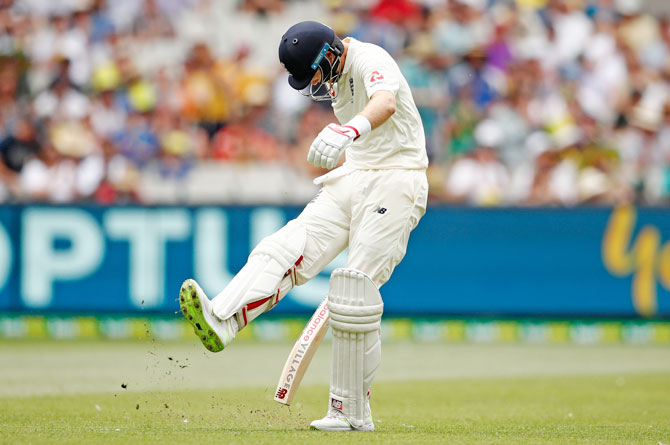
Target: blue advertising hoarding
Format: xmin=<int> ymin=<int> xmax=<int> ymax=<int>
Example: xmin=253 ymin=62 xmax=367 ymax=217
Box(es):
xmin=0 ymin=205 xmax=668 ymax=318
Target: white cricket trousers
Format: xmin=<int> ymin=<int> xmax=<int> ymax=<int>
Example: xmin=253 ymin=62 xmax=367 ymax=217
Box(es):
xmin=294 ymin=168 xmax=428 ymax=288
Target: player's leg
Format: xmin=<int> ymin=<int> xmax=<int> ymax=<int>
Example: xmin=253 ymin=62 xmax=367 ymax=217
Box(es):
xmin=209 ymin=182 xmax=352 ymax=330
xmin=180 ymin=180 xmax=351 ymax=352
xmin=310 ymin=268 xmax=382 ymax=431
xmin=311 ymin=169 xmax=428 ymax=429
xmin=347 ymin=169 xmax=428 ymax=287
xmin=179 ymin=219 xmax=307 ymax=352
xmin=293 ymin=180 xmax=353 ymax=285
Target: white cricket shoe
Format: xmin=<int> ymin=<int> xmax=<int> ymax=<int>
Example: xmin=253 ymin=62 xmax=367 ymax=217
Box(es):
xmin=179 ymin=279 xmax=238 ymax=352
xmin=310 ymin=409 xmax=374 ymax=432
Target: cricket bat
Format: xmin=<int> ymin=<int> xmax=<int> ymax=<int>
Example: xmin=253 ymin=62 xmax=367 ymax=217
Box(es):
xmin=274 ymin=297 xmax=329 ymax=405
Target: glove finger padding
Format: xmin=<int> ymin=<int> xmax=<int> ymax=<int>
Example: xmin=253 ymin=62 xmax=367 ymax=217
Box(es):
xmin=307 ymin=123 xmax=358 ymax=170
xmin=321 ymin=144 xmax=333 ymax=169
xmin=330 ymin=138 xmax=352 ymax=169
xmin=325 ymin=147 xmax=339 ymax=170
xmin=313 ymin=151 xmax=323 ymax=169
xmin=322 ymin=142 xmax=333 ymax=169
xmin=307 ymin=140 xmax=318 ymax=164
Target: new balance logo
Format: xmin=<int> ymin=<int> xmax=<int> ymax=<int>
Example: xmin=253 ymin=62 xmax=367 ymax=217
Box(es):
xmin=331 ymin=398 xmax=343 ymax=411
xmin=373 ymin=206 xmax=387 ymax=214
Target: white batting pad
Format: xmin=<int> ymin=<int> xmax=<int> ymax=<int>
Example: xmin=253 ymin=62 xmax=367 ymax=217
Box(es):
xmin=211 ymin=220 xmax=306 ymax=328
xmin=328 ymin=268 xmax=383 ymax=428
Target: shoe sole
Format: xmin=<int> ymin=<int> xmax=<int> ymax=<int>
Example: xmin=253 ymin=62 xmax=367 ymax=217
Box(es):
xmin=309 ymin=425 xmax=374 ymax=432
xmin=309 ymin=420 xmax=374 ymax=432
xmin=179 ymin=279 xmax=224 ymax=352
xmin=309 ymin=425 xmax=353 ymax=431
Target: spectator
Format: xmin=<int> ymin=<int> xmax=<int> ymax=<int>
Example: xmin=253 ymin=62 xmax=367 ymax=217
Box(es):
xmin=1 ymin=117 xmax=36 ymax=169
xmin=239 ymin=0 xmax=285 ymax=17
xmin=179 ymin=42 xmax=236 ymax=137
xmin=0 ymin=0 xmax=667 ymax=207
xmin=444 ymin=144 xmax=510 ymax=206
xmin=111 ymin=112 xmax=160 ymax=168
xmin=33 ymin=60 xmax=90 ymax=121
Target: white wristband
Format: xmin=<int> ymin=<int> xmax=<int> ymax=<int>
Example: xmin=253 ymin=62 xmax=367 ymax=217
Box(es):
xmin=342 ymin=115 xmax=371 ymax=140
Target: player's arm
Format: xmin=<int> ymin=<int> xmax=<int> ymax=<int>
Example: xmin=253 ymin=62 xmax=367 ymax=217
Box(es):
xmin=306 ymin=90 xmax=396 ymax=169
xmin=358 ymin=90 xmax=396 ymax=130
xmin=307 ymin=57 xmax=399 ymax=170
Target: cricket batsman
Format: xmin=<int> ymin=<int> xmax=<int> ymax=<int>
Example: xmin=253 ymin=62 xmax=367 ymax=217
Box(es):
xmin=179 ymin=21 xmax=428 ymax=431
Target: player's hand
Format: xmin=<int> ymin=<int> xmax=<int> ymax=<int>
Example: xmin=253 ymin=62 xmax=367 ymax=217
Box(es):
xmin=307 ymin=123 xmax=357 ymax=170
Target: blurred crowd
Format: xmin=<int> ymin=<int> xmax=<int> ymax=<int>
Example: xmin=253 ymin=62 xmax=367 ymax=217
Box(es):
xmin=0 ymin=0 xmax=669 ymax=206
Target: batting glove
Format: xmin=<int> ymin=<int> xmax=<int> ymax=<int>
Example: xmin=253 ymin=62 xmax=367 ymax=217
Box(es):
xmin=307 ymin=124 xmax=357 ymax=170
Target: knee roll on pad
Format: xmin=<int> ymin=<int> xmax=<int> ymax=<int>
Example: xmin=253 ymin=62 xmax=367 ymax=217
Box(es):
xmin=328 ymin=268 xmax=383 ymax=428
xmin=249 ymin=220 xmax=306 ymax=272
xmin=211 ymin=220 xmax=306 ymax=327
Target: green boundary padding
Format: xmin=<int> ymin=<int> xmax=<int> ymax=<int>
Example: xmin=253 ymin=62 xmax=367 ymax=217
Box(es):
xmin=0 ymin=315 xmax=669 ymax=345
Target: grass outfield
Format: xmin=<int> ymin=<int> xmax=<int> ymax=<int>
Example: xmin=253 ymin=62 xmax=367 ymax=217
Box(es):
xmin=1 ymin=340 xmax=669 ymax=444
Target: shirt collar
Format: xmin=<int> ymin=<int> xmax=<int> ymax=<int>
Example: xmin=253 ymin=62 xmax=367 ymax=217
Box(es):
xmin=341 ymin=37 xmax=355 ymax=77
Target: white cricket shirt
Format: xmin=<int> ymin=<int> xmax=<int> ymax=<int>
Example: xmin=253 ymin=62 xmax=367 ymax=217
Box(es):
xmin=332 ymin=38 xmax=428 ymax=170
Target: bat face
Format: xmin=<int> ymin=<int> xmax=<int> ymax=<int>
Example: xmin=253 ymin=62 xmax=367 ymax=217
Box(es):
xmin=274 ymin=298 xmax=329 ymax=405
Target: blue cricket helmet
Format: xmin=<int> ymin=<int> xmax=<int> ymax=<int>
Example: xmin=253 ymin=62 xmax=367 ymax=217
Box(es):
xmin=278 ymin=21 xmax=343 ymax=91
